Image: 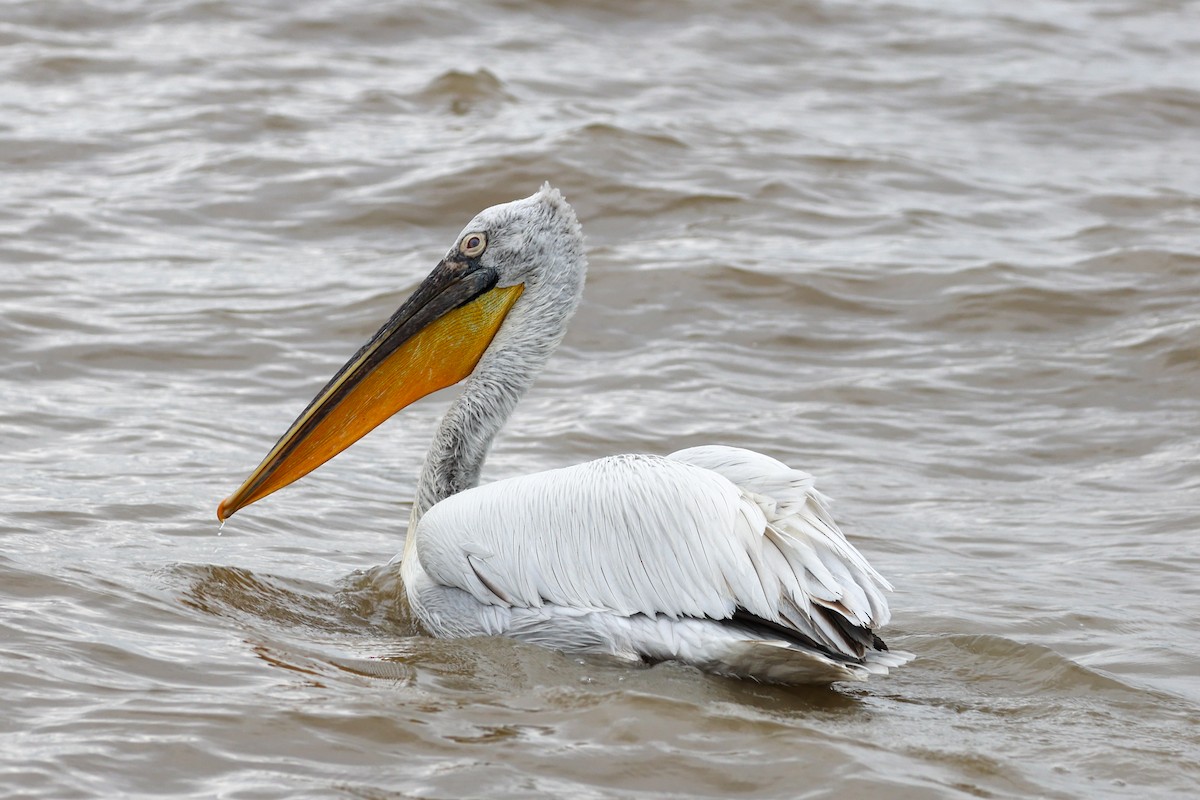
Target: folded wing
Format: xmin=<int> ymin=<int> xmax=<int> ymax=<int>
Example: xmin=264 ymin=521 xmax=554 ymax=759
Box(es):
xmin=413 ymin=446 xmax=896 ymax=665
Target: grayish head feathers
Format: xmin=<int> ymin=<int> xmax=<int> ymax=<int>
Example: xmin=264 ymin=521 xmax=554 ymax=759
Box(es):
xmin=454 ymin=182 xmax=586 ymax=291
xmin=410 ymin=184 xmax=588 ymax=527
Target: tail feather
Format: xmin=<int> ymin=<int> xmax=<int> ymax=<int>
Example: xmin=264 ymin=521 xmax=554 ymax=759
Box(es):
xmin=702 ymin=639 xmax=913 ymax=684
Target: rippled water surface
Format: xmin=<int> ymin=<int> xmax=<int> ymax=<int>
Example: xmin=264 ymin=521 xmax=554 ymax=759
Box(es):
xmin=3 ymin=1 xmax=1200 ymax=797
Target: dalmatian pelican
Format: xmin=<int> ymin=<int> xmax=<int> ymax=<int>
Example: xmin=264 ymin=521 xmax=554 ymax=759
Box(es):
xmin=217 ymin=184 xmax=909 ymax=684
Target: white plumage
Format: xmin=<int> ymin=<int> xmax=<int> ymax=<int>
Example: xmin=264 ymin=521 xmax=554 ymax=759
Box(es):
xmin=221 ymin=184 xmax=909 ymax=685
xmin=402 ymin=446 xmax=907 ymax=683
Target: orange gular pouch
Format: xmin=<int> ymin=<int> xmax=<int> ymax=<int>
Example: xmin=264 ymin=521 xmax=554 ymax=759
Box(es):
xmin=217 ymin=257 xmax=524 ymax=521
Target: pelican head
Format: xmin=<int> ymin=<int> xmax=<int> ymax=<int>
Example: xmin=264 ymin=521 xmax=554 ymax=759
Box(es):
xmin=217 ymin=183 xmax=587 ymax=520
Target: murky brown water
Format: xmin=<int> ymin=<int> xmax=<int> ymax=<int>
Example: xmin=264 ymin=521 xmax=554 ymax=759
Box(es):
xmin=3 ymin=0 xmax=1200 ymax=797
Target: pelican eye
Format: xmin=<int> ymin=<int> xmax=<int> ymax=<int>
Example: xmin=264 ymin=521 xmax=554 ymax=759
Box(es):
xmin=460 ymin=232 xmax=488 ymax=258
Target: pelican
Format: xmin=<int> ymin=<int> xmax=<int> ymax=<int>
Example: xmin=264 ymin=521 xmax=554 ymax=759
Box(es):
xmin=217 ymin=184 xmax=909 ymax=684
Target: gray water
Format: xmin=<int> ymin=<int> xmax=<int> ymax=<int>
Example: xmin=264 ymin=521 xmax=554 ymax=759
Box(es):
xmin=3 ymin=1 xmax=1199 ymax=798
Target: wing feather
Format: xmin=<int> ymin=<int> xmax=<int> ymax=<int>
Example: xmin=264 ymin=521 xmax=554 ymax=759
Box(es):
xmin=413 ymin=446 xmax=895 ymax=662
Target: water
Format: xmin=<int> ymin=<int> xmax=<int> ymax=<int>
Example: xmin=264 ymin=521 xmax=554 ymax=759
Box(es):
xmin=3 ymin=0 xmax=1199 ymax=797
